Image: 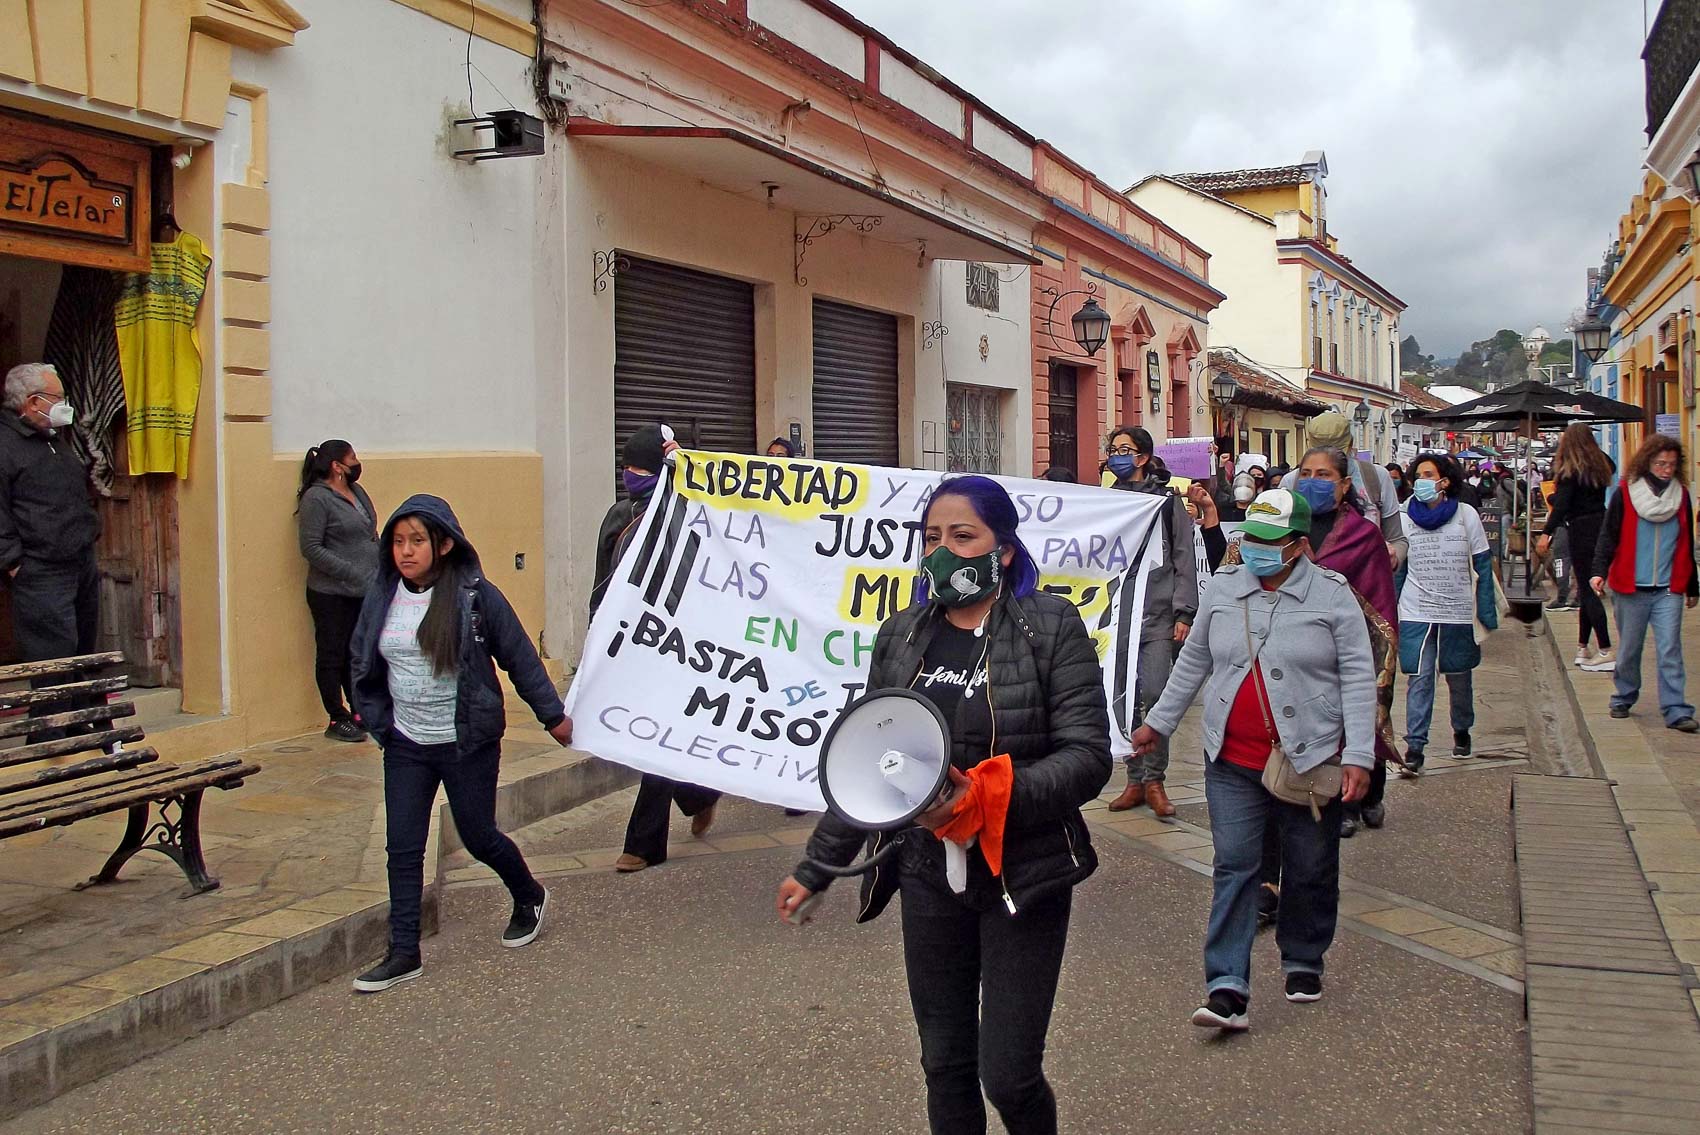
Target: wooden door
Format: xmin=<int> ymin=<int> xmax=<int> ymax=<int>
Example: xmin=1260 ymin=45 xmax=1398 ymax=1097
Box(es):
xmin=95 ymin=425 xmax=179 ymax=687
xmin=1048 ymin=363 xmax=1079 ymax=478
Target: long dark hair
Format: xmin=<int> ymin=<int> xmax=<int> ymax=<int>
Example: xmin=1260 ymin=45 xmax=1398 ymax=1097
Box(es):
xmin=918 ymin=475 xmax=1040 ymax=601
xmin=297 ymin=440 xmax=353 ymax=505
xmin=1298 ymin=446 xmax=1366 ymax=516
xmin=1554 ymin=423 xmax=1615 ymax=487
xmin=392 ymin=512 xmax=469 ymax=676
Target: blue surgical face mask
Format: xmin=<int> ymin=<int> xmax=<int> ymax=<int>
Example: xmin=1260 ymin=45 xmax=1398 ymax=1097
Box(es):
xmin=1239 ymin=540 xmax=1293 ymax=578
xmin=1412 ymin=477 xmax=1440 ymax=502
xmin=1293 ymin=476 xmax=1339 ymax=516
xmin=1107 ymin=454 xmax=1137 ymax=479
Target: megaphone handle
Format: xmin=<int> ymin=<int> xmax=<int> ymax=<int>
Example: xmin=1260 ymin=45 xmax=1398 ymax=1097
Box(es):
xmin=804 ymin=838 xmax=902 ymax=878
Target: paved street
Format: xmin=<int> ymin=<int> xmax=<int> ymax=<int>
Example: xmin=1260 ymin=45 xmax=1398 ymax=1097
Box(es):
xmin=10 ymin=635 xmax=1536 ymax=1134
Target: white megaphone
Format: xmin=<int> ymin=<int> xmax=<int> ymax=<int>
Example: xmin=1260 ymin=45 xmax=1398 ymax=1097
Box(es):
xmin=808 ymin=689 xmax=973 ymax=892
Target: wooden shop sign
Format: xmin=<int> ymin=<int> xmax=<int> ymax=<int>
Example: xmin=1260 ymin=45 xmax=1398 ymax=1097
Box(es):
xmin=0 ymin=111 xmax=151 ymax=272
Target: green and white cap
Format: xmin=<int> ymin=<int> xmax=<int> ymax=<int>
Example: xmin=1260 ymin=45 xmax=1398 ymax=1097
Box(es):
xmin=1240 ymin=487 xmax=1312 ymax=541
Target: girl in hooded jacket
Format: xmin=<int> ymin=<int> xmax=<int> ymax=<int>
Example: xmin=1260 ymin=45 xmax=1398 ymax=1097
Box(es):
xmin=776 ymin=475 xmax=1111 ymax=1135
xmin=348 ymin=494 xmax=573 ymax=993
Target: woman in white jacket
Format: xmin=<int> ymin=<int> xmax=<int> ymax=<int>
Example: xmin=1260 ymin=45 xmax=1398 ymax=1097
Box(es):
xmin=1132 ymin=488 xmax=1375 ymax=1032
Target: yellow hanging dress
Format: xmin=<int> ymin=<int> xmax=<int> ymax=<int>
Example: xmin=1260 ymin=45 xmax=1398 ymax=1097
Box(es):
xmin=115 ymin=232 xmax=212 ymax=477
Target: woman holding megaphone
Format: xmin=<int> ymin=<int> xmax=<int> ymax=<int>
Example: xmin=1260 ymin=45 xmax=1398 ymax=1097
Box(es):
xmin=776 ymin=475 xmax=1112 ymax=1135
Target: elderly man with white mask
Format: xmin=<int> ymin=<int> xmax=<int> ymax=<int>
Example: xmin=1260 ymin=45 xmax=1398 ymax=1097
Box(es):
xmin=0 ymin=363 xmax=101 ymax=665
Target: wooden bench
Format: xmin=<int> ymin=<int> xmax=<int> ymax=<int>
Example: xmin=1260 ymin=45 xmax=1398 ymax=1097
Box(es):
xmin=0 ymin=652 xmax=259 ymax=894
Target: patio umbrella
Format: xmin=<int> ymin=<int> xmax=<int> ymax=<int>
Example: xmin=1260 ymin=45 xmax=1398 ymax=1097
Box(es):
xmin=1402 ymin=379 xmax=1642 ymax=429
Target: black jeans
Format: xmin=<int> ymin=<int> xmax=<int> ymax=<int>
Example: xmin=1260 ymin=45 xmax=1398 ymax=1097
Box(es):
xmin=11 ymin=551 xmax=99 ymax=661
xmin=383 ymin=732 xmax=543 ymax=955
xmin=12 ymin=551 xmax=102 ymax=742
xmin=622 ymin=774 xmax=721 ymax=863
xmin=901 ymin=888 xmax=1072 ymax=1135
xmin=305 ymin=588 xmax=364 ymax=721
xmin=1569 ymin=515 xmax=1611 ymax=651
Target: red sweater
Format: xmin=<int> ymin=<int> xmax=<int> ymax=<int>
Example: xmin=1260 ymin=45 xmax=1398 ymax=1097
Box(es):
xmin=1221 ymin=663 xmax=1276 ymax=771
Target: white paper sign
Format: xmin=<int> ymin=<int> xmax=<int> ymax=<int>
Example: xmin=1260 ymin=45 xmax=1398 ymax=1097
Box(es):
xmin=564 ymin=451 xmax=1169 ymax=809
xmin=1193 ymin=521 xmax=1242 ymax=599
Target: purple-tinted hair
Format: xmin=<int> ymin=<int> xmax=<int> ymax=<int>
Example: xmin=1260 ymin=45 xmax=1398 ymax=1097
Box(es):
xmin=916 ymin=475 xmax=1040 ymax=601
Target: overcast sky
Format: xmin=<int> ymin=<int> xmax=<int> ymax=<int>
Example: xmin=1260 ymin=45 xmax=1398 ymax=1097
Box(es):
xmin=843 ymin=0 xmax=1651 ymax=359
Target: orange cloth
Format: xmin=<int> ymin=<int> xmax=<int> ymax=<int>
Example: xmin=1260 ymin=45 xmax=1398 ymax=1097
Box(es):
xmin=935 ymin=754 xmax=1014 ymax=877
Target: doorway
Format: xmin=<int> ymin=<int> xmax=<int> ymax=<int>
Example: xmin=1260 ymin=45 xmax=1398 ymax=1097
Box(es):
xmin=0 ymin=252 xmax=181 ymax=685
xmin=1048 ymin=363 xmax=1080 ymax=479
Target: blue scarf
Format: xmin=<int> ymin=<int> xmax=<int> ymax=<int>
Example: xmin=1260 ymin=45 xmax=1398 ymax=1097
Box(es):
xmin=1407 ymin=496 xmax=1459 ymax=531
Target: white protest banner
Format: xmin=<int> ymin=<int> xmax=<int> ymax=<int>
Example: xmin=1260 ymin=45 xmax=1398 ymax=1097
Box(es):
xmin=564 ymin=452 xmax=1170 ymax=810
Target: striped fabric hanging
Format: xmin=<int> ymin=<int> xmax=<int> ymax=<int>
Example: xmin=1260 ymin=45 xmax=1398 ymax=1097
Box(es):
xmin=42 ymin=265 xmax=126 ymax=495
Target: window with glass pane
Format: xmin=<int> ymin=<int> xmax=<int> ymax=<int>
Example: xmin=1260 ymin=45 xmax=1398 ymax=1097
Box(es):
xmin=947 ymin=384 xmax=1004 ymax=473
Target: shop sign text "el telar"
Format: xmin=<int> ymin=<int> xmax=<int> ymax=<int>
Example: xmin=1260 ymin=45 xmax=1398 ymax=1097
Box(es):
xmin=0 ymin=152 xmax=131 ymax=243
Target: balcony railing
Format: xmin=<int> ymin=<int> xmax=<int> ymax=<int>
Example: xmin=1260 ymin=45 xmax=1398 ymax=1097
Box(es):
xmin=1645 ymin=0 xmax=1700 ymax=138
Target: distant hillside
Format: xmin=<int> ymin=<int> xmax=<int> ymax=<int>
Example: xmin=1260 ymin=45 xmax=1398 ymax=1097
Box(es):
xmin=1404 ymin=331 xmax=1571 ymax=393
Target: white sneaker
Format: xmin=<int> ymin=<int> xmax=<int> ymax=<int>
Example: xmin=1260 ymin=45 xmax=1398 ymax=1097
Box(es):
xmin=1580 ymin=650 xmax=1617 ymax=673
xmin=1575 ymin=647 xmax=1595 ymax=667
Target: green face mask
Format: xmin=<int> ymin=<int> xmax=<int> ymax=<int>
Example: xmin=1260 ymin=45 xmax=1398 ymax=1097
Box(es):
xmin=922 ymin=546 xmax=1003 ymax=607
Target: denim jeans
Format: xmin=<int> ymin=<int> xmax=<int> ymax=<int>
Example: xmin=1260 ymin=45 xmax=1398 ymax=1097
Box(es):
xmin=1612 ymin=590 xmax=1694 ymax=724
xmin=1130 ymin=635 xmax=1173 ymax=784
xmin=901 ymin=889 xmax=1072 ymax=1135
xmin=1403 ymin=626 xmax=1475 ymax=753
xmin=1204 ymin=756 xmax=1342 ymax=1000
xmin=383 ymin=732 xmax=543 ymax=955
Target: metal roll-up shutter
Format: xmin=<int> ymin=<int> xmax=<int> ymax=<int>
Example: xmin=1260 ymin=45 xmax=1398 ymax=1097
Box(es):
xmin=812 ymin=299 xmax=899 ymax=466
xmin=614 ymin=257 xmax=756 ymax=483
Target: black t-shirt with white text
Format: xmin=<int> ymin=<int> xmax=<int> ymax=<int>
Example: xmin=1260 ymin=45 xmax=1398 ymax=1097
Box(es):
xmin=913 ymin=621 xmax=994 ymax=767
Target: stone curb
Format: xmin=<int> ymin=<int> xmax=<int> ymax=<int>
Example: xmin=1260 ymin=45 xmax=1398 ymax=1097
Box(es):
xmin=0 ymin=751 xmax=635 ymax=1120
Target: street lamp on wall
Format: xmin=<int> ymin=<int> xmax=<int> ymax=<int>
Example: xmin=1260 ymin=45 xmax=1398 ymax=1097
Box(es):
xmin=1210 ymin=368 xmax=1239 ymax=443
xmin=1353 ymin=398 xmax=1370 ymax=453
xmin=1070 ymin=298 xmax=1111 ymax=357
xmin=1573 ymin=313 xmax=1611 ymax=363
xmin=1039 ymin=282 xmax=1111 ymax=357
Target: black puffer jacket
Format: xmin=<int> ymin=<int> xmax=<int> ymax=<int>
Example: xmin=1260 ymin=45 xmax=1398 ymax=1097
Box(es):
xmin=793 ymin=590 xmax=1112 ymax=920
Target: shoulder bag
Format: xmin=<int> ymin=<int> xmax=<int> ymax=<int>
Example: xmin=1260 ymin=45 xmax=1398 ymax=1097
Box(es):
xmin=1242 ymin=598 xmax=1343 ymax=820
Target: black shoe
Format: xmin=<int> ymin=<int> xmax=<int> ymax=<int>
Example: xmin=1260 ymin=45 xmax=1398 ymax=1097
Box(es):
xmin=1401 ymin=748 xmax=1425 ymax=776
xmin=1453 ymin=731 xmax=1472 ymax=758
xmin=1545 ymin=598 xmax=1568 ymax=611
xmin=1190 ymin=989 xmax=1249 ymax=1031
xmin=1285 ymin=972 xmax=1323 ymax=1003
xmin=352 ymin=951 xmax=422 ymax=994
xmin=502 ymin=889 xmax=547 ymax=948
xmin=1671 ymin=718 xmax=1700 ymax=734
xmin=1610 ymin=706 xmax=1630 ymax=719
xmin=325 ymin=719 xmax=367 ymax=743
xmin=1256 ymin=883 xmax=1280 ymax=927
xmin=1361 ymin=802 xmax=1386 ymax=829
xmin=1340 ymin=814 xmax=1359 ymax=839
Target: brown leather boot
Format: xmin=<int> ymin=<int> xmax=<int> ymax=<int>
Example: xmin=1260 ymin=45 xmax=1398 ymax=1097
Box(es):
xmin=690 ymin=802 xmax=718 ymax=838
xmin=1146 ymin=781 xmax=1175 ymax=818
xmin=1107 ymin=780 xmax=1145 ymax=812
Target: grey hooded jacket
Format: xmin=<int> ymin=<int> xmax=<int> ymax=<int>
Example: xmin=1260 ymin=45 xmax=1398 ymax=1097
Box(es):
xmin=1144 ymin=556 xmax=1376 ymax=772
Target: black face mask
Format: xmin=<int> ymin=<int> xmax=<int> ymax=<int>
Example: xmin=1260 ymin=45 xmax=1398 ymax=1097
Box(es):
xmin=342 ymin=462 xmax=362 ymax=485
xmin=1647 ymin=473 xmax=1673 ymax=494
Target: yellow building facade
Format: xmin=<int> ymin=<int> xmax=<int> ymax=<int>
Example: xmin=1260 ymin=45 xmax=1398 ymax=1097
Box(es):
xmin=1602 ymin=170 xmax=1699 ymax=478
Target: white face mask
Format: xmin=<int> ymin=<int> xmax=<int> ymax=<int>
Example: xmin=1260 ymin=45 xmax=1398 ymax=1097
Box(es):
xmin=46 ymin=400 xmax=74 ymax=428
xmin=1232 ymin=472 xmax=1258 ymax=504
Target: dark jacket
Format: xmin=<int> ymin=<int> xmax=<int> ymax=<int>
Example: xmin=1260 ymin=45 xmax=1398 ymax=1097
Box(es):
xmin=0 ymin=413 xmax=99 ymax=570
xmin=351 ymin=494 xmax=565 ymax=755
xmin=793 ymin=590 xmax=1112 ymax=921
xmin=297 ymin=482 xmax=380 ymax=597
xmin=1110 ymin=475 xmax=1199 ymax=639
xmin=590 ymin=497 xmax=644 ymax=618
xmin=1542 ymin=475 xmax=1607 ymax=535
